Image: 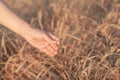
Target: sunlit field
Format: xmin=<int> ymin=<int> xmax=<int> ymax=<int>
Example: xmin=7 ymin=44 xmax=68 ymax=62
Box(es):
xmin=0 ymin=0 xmax=120 ymax=80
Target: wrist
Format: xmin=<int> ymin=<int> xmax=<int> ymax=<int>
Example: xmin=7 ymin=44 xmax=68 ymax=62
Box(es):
xmin=18 ymin=23 xmax=35 ymax=39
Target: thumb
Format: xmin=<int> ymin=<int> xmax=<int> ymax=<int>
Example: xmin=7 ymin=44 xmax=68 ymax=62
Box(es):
xmin=49 ymin=33 xmax=59 ymax=44
xmin=43 ymin=34 xmax=56 ymax=43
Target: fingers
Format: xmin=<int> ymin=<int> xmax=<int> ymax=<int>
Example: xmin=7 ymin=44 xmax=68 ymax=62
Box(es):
xmin=35 ymin=30 xmax=59 ymax=44
xmin=49 ymin=43 xmax=58 ymax=51
xmin=43 ymin=34 xmax=56 ymax=43
xmin=36 ymin=30 xmax=59 ymax=57
xmin=42 ymin=46 xmax=57 ymax=57
xmin=43 ymin=42 xmax=58 ymax=56
xmin=43 ymin=32 xmax=60 ymax=44
xmin=46 ymin=46 xmax=57 ymax=55
xmin=49 ymin=33 xmax=60 ymax=44
xmin=38 ymin=37 xmax=59 ymax=57
xmin=43 ymin=49 xmax=54 ymax=57
xmin=38 ymin=40 xmax=49 ymax=49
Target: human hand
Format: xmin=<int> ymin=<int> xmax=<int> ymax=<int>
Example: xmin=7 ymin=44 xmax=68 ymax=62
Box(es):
xmin=0 ymin=1 xmax=58 ymax=57
xmin=24 ymin=29 xmax=59 ymax=57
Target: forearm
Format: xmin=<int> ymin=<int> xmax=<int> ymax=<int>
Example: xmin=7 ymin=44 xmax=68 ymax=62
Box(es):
xmin=0 ymin=1 xmax=34 ymax=38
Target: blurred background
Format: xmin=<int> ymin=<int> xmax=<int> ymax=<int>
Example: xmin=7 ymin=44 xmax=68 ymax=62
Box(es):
xmin=0 ymin=0 xmax=120 ymax=80
xmin=3 ymin=0 xmax=119 ymax=24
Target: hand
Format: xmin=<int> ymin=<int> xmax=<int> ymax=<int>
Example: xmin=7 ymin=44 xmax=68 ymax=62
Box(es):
xmin=24 ymin=29 xmax=59 ymax=57
xmin=0 ymin=1 xmax=59 ymax=57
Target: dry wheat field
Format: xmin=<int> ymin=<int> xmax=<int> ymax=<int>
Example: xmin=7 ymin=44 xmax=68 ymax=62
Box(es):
xmin=0 ymin=0 xmax=120 ymax=80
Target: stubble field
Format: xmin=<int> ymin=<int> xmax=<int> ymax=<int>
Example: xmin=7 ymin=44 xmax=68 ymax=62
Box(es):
xmin=0 ymin=0 xmax=120 ymax=80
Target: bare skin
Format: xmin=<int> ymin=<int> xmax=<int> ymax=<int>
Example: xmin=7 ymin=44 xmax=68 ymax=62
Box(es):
xmin=0 ymin=1 xmax=59 ymax=57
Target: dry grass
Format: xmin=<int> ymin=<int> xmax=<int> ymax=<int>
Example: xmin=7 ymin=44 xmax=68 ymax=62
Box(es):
xmin=0 ymin=0 xmax=120 ymax=80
